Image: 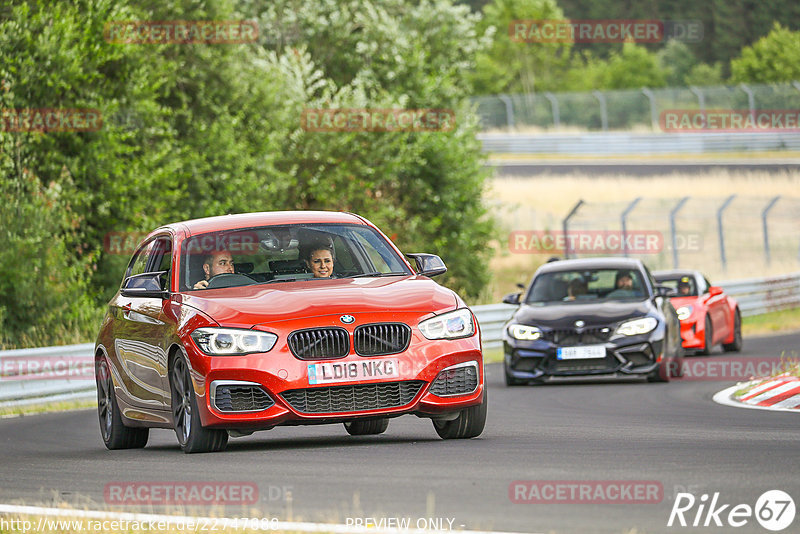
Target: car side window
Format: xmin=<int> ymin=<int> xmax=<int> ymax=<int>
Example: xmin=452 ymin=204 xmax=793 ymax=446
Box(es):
xmin=700 ymin=277 xmax=711 ymax=294
xmin=150 ymin=237 xmax=173 ymax=290
xmin=126 ymin=240 xmax=155 ymax=279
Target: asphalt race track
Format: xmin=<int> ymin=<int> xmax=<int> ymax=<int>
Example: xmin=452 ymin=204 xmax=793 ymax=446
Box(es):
xmin=1 ymin=332 xmax=799 ymax=534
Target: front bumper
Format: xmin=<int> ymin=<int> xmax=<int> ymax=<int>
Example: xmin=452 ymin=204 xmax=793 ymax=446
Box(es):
xmin=504 ymin=333 xmax=664 ymax=381
xmin=185 ymin=317 xmax=483 ymax=430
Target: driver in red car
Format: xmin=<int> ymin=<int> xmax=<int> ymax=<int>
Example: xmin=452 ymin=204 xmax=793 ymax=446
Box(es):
xmin=193 ymin=250 xmax=235 ymax=289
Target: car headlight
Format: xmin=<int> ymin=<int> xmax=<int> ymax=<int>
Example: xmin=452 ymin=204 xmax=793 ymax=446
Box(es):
xmin=508 ymin=324 xmax=542 ymax=340
xmin=676 ymin=306 xmax=693 ymax=321
xmin=615 ymin=317 xmax=658 ymax=336
xmin=419 ymin=308 xmax=475 ymax=340
xmin=191 ymin=328 xmax=278 ymax=355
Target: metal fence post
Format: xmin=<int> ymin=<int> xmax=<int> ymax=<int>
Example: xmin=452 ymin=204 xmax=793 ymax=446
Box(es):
xmin=544 ymin=92 xmax=560 ymax=129
xmin=592 ymin=90 xmax=608 ymax=131
xmin=762 ymin=196 xmax=780 ymax=266
xmin=739 ymin=83 xmax=755 ymax=122
xmin=689 ymin=86 xmax=705 ymax=114
xmin=562 ymin=200 xmax=584 ymax=259
xmin=670 ymin=196 xmax=690 ymax=268
xmin=641 ymin=88 xmax=658 ymax=131
xmin=621 ymin=197 xmax=642 ymax=257
xmin=717 ymin=195 xmax=736 ymax=271
xmin=498 ymin=95 xmax=515 ymax=130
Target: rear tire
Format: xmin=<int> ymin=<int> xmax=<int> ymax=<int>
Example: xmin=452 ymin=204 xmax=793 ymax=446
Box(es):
xmin=96 ymin=358 xmax=149 ymax=450
xmin=344 ymin=418 xmax=389 ymax=436
xmin=433 ymin=389 xmax=487 ymax=439
xmin=699 ymin=316 xmax=713 ymax=355
xmin=722 ymin=309 xmax=743 ymax=352
xmin=170 ymin=353 xmax=228 ymax=453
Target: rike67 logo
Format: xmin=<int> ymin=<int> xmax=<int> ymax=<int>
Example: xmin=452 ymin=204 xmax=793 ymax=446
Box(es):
xmin=668 ymin=490 xmax=795 ymax=531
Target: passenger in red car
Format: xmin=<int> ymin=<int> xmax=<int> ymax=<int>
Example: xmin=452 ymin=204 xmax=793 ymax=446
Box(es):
xmin=193 ymin=250 xmax=235 ymax=289
xmin=304 ymin=246 xmax=334 ymax=278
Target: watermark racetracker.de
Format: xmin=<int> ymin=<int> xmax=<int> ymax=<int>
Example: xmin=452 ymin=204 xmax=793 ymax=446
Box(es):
xmin=103 ymin=20 xmax=258 ymax=44
xmin=509 ymin=480 xmax=663 ymax=504
xmin=1 ymin=108 xmax=102 ymax=132
xmin=104 ymin=482 xmax=262 ymax=506
xmin=509 ymin=19 xmax=702 ymax=43
xmin=508 ymin=230 xmax=702 ymax=255
xmin=301 ymin=108 xmax=455 ymax=132
xmin=660 ymin=109 xmax=800 ymax=132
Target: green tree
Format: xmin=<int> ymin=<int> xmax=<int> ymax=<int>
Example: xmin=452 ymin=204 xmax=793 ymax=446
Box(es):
xmin=730 ymin=23 xmax=800 ymax=83
xmin=469 ymin=0 xmax=571 ymax=95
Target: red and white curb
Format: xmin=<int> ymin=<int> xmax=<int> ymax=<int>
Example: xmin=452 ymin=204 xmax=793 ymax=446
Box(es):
xmin=713 ymin=376 xmax=800 ymax=413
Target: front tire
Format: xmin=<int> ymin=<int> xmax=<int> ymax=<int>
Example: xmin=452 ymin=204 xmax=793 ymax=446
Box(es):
xmin=699 ymin=315 xmax=714 ymax=355
xmin=96 ymin=358 xmax=148 ymax=450
xmin=504 ymin=365 xmax=526 ymax=386
xmin=170 ymin=354 xmax=228 ymax=453
xmin=722 ymin=309 xmax=743 ymax=352
xmin=433 ymin=389 xmax=487 ymax=439
xmin=344 ymin=418 xmax=389 ymax=436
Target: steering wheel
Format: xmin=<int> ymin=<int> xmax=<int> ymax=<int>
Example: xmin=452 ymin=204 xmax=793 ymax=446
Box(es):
xmin=205 ymin=273 xmax=256 ymax=289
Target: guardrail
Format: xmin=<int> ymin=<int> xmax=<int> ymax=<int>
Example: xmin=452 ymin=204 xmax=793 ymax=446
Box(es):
xmin=1 ymin=272 xmax=798 ymax=405
xmin=477 ymin=132 xmax=800 ymax=156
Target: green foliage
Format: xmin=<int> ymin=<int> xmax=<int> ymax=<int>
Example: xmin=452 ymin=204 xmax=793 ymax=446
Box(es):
xmin=730 ymin=23 xmax=800 ymax=84
xmin=0 ymin=0 xmax=496 ymax=347
xmin=470 ymin=0 xmax=570 ymax=95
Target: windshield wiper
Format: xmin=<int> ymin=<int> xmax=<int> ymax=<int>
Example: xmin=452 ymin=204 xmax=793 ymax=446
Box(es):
xmin=347 ymin=271 xmax=408 ymax=278
xmin=262 ymin=277 xmax=297 ymax=284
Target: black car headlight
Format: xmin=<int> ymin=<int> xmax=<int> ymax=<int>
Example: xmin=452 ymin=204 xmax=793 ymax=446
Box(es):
xmin=615 ymin=317 xmax=658 ymax=336
xmin=508 ymin=324 xmax=542 ymax=341
xmin=191 ymin=327 xmax=278 ymax=355
xmin=419 ymin=308 xmax=475 ymax=340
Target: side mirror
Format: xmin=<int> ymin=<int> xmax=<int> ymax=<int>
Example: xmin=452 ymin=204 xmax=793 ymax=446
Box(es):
xmin=405 ymin=253 xmax=447 ymax=277
xmin=121 ymin=271 xmax=169 ymax=299
xmin=708 ymin=286 xmax=723 ymax=297
xmin=502 ymin=292 xmax=521 ymax=305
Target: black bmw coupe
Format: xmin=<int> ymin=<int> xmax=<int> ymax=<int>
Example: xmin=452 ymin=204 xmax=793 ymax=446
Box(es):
xmin=502 ymin=258 xmax=684 ymax=385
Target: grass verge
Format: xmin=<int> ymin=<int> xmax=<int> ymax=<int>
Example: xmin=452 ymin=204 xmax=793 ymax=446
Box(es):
xmin=742 ymin=307 xmax=800 ymax=337
xmin=0 ymin=398 xmax=96 ymax=418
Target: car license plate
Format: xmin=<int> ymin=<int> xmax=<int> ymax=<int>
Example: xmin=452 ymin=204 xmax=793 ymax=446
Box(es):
xmin=556 ymin=345 xmax=606 ymax=360
xmin=308 ymin=358 xmax=400 ymax=385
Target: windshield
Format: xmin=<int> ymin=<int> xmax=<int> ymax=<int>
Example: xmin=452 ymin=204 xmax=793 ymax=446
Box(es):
xmin=180 ymin=223 xmax=412 ymax=291
xmin=656 ymin=275 xmax=698 ymax=296
xmin=525 ymin=268 xmax=649 ymax=304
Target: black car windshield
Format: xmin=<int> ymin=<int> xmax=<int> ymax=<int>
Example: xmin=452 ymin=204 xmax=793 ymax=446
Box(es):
xmin=180 ymin=223 xmax=412 ymax=291
xmin=526 ymin=268 xmax=649 ymax=304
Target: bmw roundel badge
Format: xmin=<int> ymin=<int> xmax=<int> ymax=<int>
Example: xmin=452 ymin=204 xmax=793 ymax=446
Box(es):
xmin=340 ymin=315 xmax=355 ymax=324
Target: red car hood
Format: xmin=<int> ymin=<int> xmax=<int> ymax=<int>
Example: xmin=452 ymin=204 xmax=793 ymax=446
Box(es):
xmin=668 ymin=296 xmax=700 ymax=306
xmin=179 ymin=275 xmax=458 ymax=328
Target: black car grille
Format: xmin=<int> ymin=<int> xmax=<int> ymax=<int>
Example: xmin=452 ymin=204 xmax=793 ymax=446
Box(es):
xmin=544 ymin=327 xmax=612 ymax=345
xmin=288 ymin=328 xmax=349 ymax=360
xmin=213 ymin=385 xmax=274 ymax=412
xmin=281 ymin=381 xmax=424 ymax=414
xmin=354 ymin=323 xmax=411 ymax=356
xmin=430 ymin=365 xmax=479 ymax=396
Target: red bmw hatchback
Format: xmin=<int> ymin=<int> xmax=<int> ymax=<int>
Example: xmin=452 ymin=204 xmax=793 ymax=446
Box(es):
xmin=95 ymin=211 xmax=486 ymax=453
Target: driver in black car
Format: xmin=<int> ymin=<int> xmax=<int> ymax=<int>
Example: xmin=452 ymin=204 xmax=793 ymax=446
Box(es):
xmin=192 ymin=250 xmax=235 ymax=289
